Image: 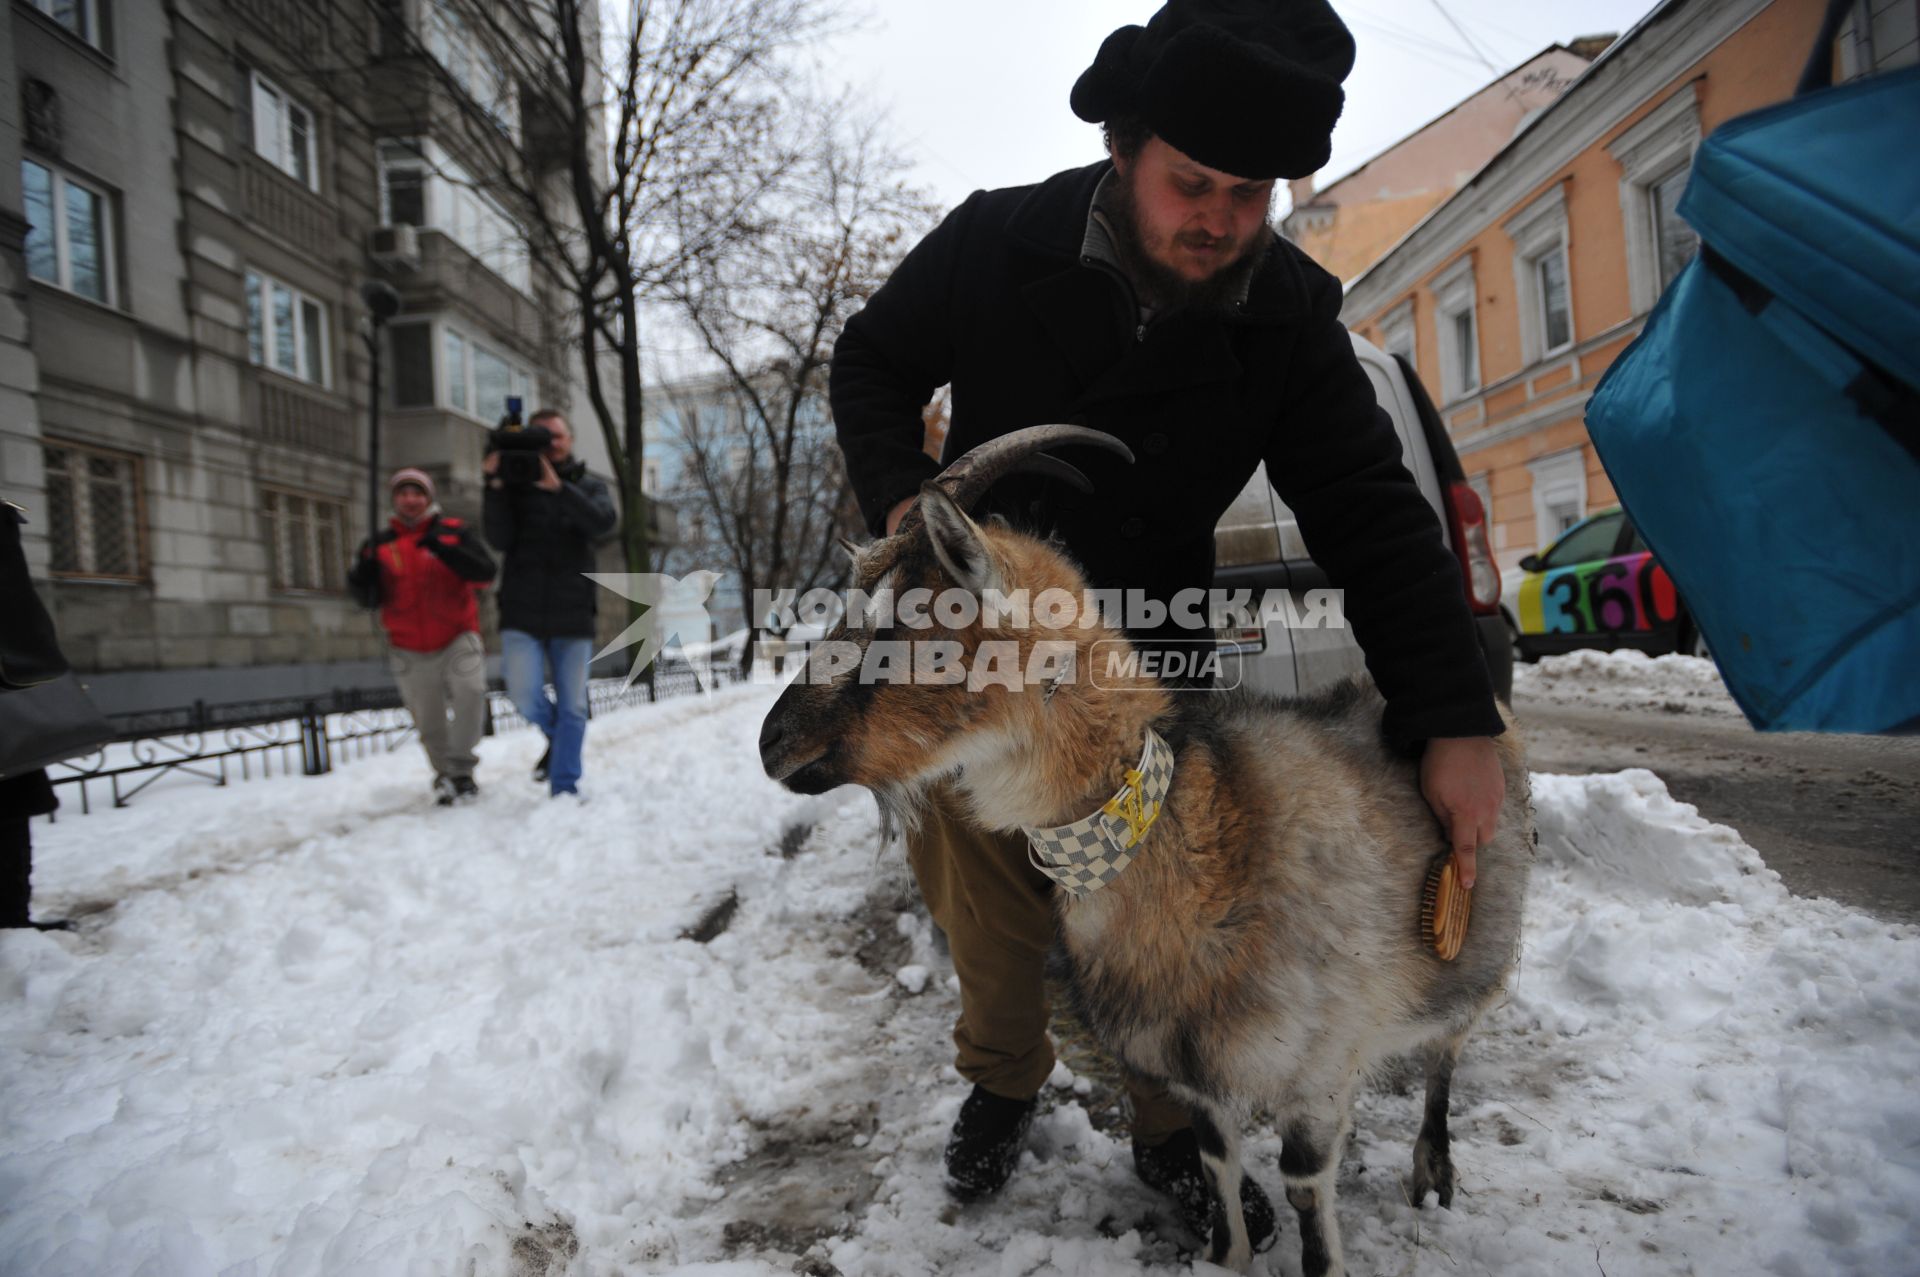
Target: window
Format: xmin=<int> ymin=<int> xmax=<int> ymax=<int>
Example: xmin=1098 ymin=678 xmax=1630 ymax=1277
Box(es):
xmin=244 ymin=270 xmax=330 ymax=386
xmin=262 ymin=488 xmax=346 ymax=593
xmin=1430 ymin=255 xmax=1479 ymax=403
xmin=1536 ymin=251 xmax=1572 ymax=351
xmin=1505 ymin=184 xmax=1574 ymax=363
xmin=377 ymin=139 xmax=530 ymax=292
xmin=1610 ymin=84 xmax=1703 ymax=315
xmin=1649 ymin=165 xmax=1700 ymax=293
xmin=1528 ymin=450 xmax=1589 ymax=548
xmin=1377 ymin=299 xmax=1416 ymax=367
xmin=389 ymin=317 xmax=531 ymax=419
xmin=22 ymin=159 xmax=113 ymax=305
xmin=472 ymin=343 xmax=511 ymax=419
xmin=643 ymin=458 xmax=663 ymax=495
xmin=384 ymin=160 xmax=427 ymax=226
xmin=251 ymin=72 xmax=319 ymax=191
xmin=443 ymin=329 xmax=469 ymax=411
xmin=390 ymin=324 xmax=435 ymax=407
xmin=1451 ymin=312 xmax=1476 ymax=387
xmin=44 ymin=442 xmax=143 ymax=580
xmin=424 ymin=1 xmax=517 ymax=135
xmin=27 ymin=0 xmax=102 ymax=48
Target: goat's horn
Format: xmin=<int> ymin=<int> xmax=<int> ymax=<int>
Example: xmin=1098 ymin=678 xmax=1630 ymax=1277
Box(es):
xmin=939 ymin=425 xmax=1134 ymax=511
xmin=1010 ymin=452 xmax=1096 ymax=494
xmin=893 ymin=425 xmax=1134 ymax=539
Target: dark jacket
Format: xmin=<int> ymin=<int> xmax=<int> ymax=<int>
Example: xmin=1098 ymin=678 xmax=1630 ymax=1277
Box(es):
xmin=830 ymin=161 xmax=1502 ymax=744
xmin=347 ymin=514 xmax=495 ymax=652
xmin=482 ymin=458 xmax=619 ymax=639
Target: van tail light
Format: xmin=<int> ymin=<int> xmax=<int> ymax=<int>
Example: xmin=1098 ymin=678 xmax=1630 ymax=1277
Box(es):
xmin=1447 ymin=481 xmax=1501 ymax=615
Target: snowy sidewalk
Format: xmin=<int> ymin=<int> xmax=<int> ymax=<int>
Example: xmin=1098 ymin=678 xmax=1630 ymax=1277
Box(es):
xmin=3 ymin=686 xmax=1917 ymax=1275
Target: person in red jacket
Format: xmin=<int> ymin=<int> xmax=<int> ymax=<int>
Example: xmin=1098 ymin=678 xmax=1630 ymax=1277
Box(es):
xmin=349 ymin=469 xmax=498 ymax=805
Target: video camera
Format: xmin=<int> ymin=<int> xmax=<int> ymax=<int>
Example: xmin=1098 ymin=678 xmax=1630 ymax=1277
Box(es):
xmin=487 ymin=397 xmax=552 ymax=487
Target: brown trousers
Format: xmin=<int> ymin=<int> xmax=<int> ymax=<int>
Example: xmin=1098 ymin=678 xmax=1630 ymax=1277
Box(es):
xmin=906 ymin=785 xmax=1191 ymax=1145
xmin=388 ymin=631 xmax=488 ymax=781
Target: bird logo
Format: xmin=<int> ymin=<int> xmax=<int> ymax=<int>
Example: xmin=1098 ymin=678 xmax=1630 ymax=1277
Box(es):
xmin=585 ymin=569 xmax=724 ymax=689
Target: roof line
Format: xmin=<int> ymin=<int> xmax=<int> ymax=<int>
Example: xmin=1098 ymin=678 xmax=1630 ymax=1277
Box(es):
xmin=1301 ymin=43 xmax=1589 ymax=206
xmin=1341 ymin=0 xmax=1690 ymax=296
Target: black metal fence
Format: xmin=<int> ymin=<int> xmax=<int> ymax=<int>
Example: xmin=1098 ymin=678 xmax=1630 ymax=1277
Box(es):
xmin=48 ymin=661 xmax=745 ymax=816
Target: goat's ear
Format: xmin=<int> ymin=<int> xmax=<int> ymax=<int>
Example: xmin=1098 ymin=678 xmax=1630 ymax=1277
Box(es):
xmin=835 ymin=535 xmax=864 ymax=565
xmin=919 ymin=484 xmax=1000 ymax=594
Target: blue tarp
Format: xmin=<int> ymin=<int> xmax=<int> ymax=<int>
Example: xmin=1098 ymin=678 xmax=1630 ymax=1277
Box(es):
xmin=1586 ymin=66 xmax=1920 ymax=733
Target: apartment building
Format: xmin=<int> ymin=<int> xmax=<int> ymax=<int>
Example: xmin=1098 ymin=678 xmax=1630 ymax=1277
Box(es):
xmin=1 ymin=0 xmax=624 ymax=717
xmin=1341 ymin=0 xmax=1915 ymax=571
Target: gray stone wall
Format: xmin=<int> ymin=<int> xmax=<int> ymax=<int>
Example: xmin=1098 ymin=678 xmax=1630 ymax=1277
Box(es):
xmin=1 ymin=0 xmax=624 ymax=712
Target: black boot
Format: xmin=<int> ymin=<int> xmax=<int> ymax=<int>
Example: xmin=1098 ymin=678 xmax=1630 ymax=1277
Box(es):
xmin=532 ymin=744 xmax=551 ymax=783
xmin=945 ymin=1085 xmax=1038 ymax=1201
xmin=1133 ymin=1129 xmax=1278 ymax=1253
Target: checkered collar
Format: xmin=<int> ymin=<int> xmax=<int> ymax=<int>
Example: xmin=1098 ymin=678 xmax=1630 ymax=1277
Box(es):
xmin=1021 ymin=727 xmax=1175 ymax=898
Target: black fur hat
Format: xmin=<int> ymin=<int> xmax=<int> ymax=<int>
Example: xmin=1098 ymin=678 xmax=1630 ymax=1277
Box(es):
xmin=1070 ymin=0 xmax=1357 ymax=179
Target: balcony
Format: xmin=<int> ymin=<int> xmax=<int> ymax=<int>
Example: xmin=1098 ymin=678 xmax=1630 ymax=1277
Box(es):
xmin=240 ymin=157 xmax=335 ymax=262
xmin=253 ymin=374 xmax=357 ymax=458
xmin=387 ymin=230 xmax=543 ymax=358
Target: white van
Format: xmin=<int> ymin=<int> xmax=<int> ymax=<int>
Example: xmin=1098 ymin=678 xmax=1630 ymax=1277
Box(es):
xmin=1211 ymin=333 xmax=1512 ymax=701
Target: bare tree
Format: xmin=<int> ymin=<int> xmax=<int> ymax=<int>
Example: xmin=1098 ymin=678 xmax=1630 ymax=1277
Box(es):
xmin=226 ymin=0 xmax=844 ymax=604
xmin=655 ymin=110 xmax=939 ymax=668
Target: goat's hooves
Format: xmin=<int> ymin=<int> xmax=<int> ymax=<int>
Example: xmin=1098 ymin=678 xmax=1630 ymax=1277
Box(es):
xmin=1408 ymin=1158 xmax=1455 ymax=1210
xmin=1203 ymin=1238 xmax=1254 ymax=1273
xmin=1202 ymin=1221 xmax=1255 ymax=1273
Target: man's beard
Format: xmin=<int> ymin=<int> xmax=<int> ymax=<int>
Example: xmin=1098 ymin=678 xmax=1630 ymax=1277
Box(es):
xmin=1104 ymin=170 xmax=1269 ymax=315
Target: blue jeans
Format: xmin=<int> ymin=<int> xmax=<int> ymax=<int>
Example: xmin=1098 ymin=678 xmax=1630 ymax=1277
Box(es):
xmin=500 ymin=630 xmax=593 ymax=794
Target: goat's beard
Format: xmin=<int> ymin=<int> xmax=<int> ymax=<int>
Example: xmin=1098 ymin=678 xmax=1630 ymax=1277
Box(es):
xmin=1103 ymin=167 xmax=1270 ymax=315
xmin=872 ymin=773 xmax=946 ymax=854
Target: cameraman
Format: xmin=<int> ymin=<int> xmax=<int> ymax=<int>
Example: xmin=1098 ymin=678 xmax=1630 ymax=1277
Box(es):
xmin=481 ymin=409 xmax=618 ymax=799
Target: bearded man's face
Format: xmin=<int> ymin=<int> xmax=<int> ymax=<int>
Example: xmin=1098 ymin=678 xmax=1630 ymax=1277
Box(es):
xmin=1106 ymin=135 xmax=1275 ymax=311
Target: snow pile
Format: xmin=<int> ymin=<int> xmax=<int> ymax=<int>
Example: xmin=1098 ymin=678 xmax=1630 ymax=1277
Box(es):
xmin=1516 ymin=648 xmax=1742 ymax=717
xmin=4 ymin=691 xmax=1918 ymax=1276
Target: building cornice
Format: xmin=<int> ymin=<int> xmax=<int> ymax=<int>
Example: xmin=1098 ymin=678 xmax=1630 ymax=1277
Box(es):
xmin=1342 ymin=0 xmax=1768 ymax=322
xmin=1608 ymin=79 xmax=1706 ymax=176
xmin=1503 ymin=181 xmax=1568 ymax=248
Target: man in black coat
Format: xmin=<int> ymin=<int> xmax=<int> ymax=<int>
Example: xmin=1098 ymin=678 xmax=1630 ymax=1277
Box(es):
xmin=482 ymin=410 xmax=619 ymax=798
xmin=830 ymin=0 xmax=1508 ymax=1242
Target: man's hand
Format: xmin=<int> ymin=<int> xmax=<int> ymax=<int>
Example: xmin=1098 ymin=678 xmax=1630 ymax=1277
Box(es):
xmin=481 ymin=452 xmax=501 ymax=476
xmin=535 ymin=456 xmax=562 ymax=492
xmin=1420 ymin=736 xmax=1504 ymax=890
xmin=884 ymin=496 xmax=916 ymax=536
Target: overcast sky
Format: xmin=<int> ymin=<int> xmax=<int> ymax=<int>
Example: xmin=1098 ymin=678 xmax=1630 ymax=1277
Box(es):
xmin=827 ymin=0 xmax=1668 ymax=215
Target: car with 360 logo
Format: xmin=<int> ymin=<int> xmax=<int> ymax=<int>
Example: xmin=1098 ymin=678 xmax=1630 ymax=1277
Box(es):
xmin=1501 ymin=507 xmax=1706 ymax=663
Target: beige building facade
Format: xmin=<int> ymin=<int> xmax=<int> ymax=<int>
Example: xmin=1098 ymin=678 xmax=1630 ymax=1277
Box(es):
xmin=1341 ymin=0 xmax=1916 ymax=575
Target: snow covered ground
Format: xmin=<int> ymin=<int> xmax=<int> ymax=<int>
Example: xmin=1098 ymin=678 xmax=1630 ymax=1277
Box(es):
xmin=4 ymin=683 xmax=1917 ymax=1276
xmin=1515 ymin=650 xmax=1743 ymax=720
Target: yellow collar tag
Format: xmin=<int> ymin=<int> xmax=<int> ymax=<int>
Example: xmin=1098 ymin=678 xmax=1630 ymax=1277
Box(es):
xmin=1101 ymin=767 xmax=1162 ymax=850
xmin=1022 ymin=727 xmax=1175 ymax=897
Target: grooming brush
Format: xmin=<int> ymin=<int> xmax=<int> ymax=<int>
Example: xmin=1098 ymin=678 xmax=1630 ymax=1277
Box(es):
xmin=1420 ymin=850 xmax=1471 ymax=961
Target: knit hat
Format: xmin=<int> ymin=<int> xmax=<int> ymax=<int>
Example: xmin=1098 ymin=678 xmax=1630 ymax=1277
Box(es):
xmin=1070 ymin=0 xmax=1357 ymax=180
xmin=389 ymin=467 xmax=435 ymax=500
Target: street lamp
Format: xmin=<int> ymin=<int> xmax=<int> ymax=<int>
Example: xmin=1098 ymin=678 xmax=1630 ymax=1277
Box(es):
xmin=360 ymin=280 xmax=402 ymax=542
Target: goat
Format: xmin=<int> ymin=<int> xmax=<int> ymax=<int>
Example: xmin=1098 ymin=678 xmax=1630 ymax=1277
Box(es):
xmin=759 ymin=426 xmax=1532 ymax=1275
